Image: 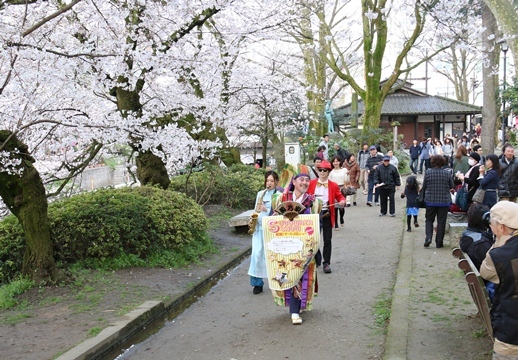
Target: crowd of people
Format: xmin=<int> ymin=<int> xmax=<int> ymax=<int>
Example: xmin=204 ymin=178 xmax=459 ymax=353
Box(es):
xmin=247 ymin=132 xmax=518 ymax=359
xmin=404 ymin=131 xmax=518 ymax=359
xmin=247 ymin=134 xmax=405 ymax=325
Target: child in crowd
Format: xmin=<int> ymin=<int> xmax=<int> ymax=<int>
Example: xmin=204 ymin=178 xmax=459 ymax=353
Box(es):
xmin=401 ymin=175 xmax=420 ymax=232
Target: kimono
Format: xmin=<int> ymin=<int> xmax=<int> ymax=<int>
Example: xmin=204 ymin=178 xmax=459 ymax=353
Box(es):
xmin=268 ymin=191 xmax=321 ymax=311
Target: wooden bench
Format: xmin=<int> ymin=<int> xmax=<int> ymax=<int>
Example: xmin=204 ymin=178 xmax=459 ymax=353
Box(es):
xmin=452 ymin=248 xmax=493 ymax=340
xmin=228 ymin=210 xmax=254 ymax=233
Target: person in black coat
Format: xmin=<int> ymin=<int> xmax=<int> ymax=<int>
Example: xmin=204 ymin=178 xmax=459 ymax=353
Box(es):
xmin=374 ymin=156 xmax=401 ymax=216
xmin=408 ymin=138 xmax=421 ymax=175
xmin=456 ymin=152 xmax=481 ymax=205
xmin=333 ymin=143 xmax=350 ymax=162
xmin=401 ymin=175 xmax=420 ymax=231
xmin=459 ymin=203 xmax=493 ymax=271
xmin=498 ymin=144 xmax=518 ymax=202
xmin=366 ymin=146 xmax=383 ymax=206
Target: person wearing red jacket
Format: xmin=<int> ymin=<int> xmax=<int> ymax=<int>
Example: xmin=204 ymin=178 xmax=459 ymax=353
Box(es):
xmin=308 ymin=160 xmax=346 ymax=274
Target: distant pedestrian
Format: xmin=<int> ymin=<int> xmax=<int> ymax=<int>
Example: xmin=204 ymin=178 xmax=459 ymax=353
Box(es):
xmin=319 ymin=134 xmax=330 ymax=160
xmin=401 ymin=175 xmax=420 ymax=232
xmin=333 ymin=143 xmax=350 ymax=162
xmin=418 ymin=138 xmax=432 ymax=173
xmin=366 ymin=146 xmax=383 ymax=206
xmin=374 ymin=155 xmax=401 ymax=217
xmin=343 ymin=153 xmax=360 ymax=206
xmin=357 ymin=143 xmax=370 ymax=195
xmin=422 ymin=155 xmax=454 ymax=248
xmin=408 ymin=139 xmax=421 ymax=175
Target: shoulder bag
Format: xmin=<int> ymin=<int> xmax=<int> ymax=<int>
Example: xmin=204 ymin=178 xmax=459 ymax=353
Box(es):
xmin=472 ymin=188 xmax=486 ymax=203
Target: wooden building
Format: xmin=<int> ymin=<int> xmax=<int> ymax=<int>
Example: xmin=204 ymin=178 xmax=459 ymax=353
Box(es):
xmin=333 ymin=81 xmax=482 ymax=143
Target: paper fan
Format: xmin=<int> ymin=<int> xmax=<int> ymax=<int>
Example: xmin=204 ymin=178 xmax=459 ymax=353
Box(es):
xmin=274 ymin=201 xmax=306 ymax=221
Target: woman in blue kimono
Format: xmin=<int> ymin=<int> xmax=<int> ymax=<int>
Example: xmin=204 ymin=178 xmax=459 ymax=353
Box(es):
xmin=248 ymin=171 xmax=281 ymax=295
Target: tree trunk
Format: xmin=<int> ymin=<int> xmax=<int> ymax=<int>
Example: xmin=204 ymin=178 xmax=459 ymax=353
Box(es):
xmin=0 ymin=131 xmax=61 ymax=284
xmin=483 ymin=0 xmax=518 ymax=76
xmin=362 ymin=87 xmax=384 ymax=143
xmin=135 ymin=150 xmax=170 ymax=189
xmin=481 ymin=3 xmax=498 ymax=153
xmin=271 ymin=135 xmax=285 ymax=171
xmin=113 ymin=86 xmax=171 ymax=189
xmin=298 ymin=6 xmax=327 ymax=137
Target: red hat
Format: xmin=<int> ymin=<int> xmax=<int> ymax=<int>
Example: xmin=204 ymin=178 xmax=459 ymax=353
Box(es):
xmin=317 ymin=160 xmax=332 ymax=170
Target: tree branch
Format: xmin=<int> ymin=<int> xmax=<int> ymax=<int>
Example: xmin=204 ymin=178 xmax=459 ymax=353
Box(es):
xmin=21 ymin=0 xmax=83 ymax=38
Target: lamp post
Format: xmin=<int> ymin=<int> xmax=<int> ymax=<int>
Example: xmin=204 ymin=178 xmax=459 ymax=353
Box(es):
xmin=501 ymin=42 xmax=508 ymax=145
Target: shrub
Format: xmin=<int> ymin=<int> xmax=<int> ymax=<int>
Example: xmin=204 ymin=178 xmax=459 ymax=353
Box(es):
xmin=0 ymin=216 xmax=26 ymax=283
xmin=169 ymin=164 xmax=265 ymax=209
xmin=0 ymin=187 xmax=209 ymax=283
xmin=51 ymin=187 xmax=208 ymax=262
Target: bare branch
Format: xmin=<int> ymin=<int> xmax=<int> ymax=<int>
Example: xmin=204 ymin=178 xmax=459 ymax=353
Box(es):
xmin=46 ymin=141 xmax=103 ymax=198
xmin=21 ymin=0 xmax=83 ymax=38
xmin=6 ymin=42 xmax=117 ymax=59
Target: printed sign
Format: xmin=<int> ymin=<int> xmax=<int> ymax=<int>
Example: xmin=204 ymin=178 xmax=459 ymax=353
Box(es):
xmin=262 ymin=214 xmax=320 ymax=290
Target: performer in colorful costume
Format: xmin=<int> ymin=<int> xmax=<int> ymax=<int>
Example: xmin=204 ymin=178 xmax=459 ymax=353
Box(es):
xmin=248 ymin=171 xmax=281 ymax=294
xmin=269 ymin=171 xmax=322 ymax=325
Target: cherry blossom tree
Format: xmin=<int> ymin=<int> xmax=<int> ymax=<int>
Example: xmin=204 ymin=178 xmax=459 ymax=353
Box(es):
xmin=0 ymin=0 xmax=300 ymax=282
xmin=228 ymin=58 xmax=308 ymax=168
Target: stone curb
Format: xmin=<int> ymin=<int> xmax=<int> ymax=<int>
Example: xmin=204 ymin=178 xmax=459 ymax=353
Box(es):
xmin=384 ymin=225 xmax=413 ymax=360
xmin=56 ymin=246 xmax=252 ymax=360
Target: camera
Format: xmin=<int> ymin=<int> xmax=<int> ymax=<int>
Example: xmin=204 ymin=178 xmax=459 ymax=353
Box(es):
xmin=482 ymin=211 xmax=491 ymax=229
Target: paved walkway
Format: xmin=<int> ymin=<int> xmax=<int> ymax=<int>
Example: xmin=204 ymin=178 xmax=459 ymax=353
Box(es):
xmin=58 ymin=178 xmax=493 ymax=359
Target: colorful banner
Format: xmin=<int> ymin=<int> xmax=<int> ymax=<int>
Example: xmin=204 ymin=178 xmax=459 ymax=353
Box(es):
xmin=262 ymin=214 xmax=320 ymax=291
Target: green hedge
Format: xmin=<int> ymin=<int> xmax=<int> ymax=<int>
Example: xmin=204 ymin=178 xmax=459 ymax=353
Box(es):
xmin=0 ymin=216 xmax=26 ymax=285
xmin=169 ymin=164 xmax=265 ymax=209
xmin=0 ymin=187 xmax=208 ymax=283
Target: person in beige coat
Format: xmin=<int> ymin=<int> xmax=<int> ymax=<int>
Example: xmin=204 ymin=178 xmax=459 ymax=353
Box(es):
xmin=480 ymin=201 xmax=518 ymax=359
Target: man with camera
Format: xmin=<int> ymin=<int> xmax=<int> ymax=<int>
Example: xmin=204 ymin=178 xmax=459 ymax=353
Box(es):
xmin=480 ymin=201 xmax=518 ymax=359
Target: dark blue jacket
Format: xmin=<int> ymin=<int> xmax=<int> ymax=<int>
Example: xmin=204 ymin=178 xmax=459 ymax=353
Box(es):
xmin=409 ymin=144 xmax=421 ymax=160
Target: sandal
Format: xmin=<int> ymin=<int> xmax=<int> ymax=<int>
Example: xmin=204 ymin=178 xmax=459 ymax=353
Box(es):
xmin=291 ymin=315 xmax=302 ymax=325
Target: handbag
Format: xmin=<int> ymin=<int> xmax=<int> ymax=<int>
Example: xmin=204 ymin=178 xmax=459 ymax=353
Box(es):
xmin=341 ymin=186 xmax=357 ymax=196
xmin=416 ymin=187 xmax=426 ymax=208
xmin=472 ymin=188 xmax=486 ymax=203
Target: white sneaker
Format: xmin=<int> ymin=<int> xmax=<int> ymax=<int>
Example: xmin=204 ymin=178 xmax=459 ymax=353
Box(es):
xmin=291 ymin=314 xmax=302 ymax=325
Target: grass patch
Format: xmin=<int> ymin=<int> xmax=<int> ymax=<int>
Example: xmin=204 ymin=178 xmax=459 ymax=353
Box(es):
xmin=423 ymin=290 xmax=448 ymax=306
xmin=2 ymin=312 xmax=33 ymax=325
xmin=373 ymin=294 xmax=392 ymax=331
xmin=39 ymin=296 xmax=64 ymax=306
xmin=473 ymin=328 xmax=488 ymax=339
xmin=0 ymin=278 xmax=35 ymax=310
xmin=87 ymin=327 xmax=102 ymax=337
xmin=430 ymin=314 xmax=450 ymax=322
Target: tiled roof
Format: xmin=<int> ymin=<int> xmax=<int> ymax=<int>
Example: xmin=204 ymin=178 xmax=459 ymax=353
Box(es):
xmin=333 ymin=93 xmax=482 ymax=119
